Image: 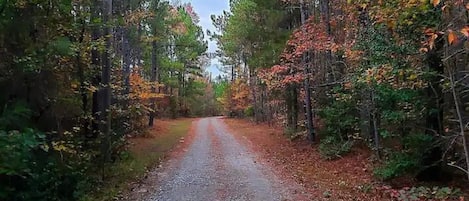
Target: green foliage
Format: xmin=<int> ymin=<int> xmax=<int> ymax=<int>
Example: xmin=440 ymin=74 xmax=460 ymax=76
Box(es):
xmin=374 ymin=133 xmax=433 ymax=180
xmin=318 ymin=136 xmax=354 ymax=160
xmin=0 ymin=128 xmax=90 ymax=201
xmin=317 ymin=89 xmax=358 ymax=160
xmin=244 ymin=105 xmax=254 ymax=117
xmin=213 ymin=80 xmax=229 ymax=99
xmin=382 ymin=186 xmax=462 ymax=200
xmin=0 ymin=0 xmax=209 ymax=200
xmin=0 ymin=129 xmax=44 ymax=176
xmin=319 ymin=98 xmax=359 ymax=139
xmin=374 ymin=152 xmax=418 ymax=180
xmin=0 ymin=101 xmax=32 ymax=130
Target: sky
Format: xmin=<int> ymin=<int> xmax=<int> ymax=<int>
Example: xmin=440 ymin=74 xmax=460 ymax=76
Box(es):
xmin=181 ymin=0 xmax=229 ymax=78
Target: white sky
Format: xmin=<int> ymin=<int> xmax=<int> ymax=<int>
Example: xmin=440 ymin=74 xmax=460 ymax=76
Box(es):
xmin=182 ymin=0 xmax=229 ymax=78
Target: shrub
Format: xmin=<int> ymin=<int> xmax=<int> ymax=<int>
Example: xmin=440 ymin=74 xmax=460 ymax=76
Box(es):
xmin=381 ymin=186 xmax=462 ymax=201
xmin=244 ymin=106 xmax=254 ymax=117
xmin=318 ymin=136 xmax=353 ymax=160
xmin=0 ymin=129 xmax=91 ymax=201
xmin=374 ymin=133 xmax=433 ymax=180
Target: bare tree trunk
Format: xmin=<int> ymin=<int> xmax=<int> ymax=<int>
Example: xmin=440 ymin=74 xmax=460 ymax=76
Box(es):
xmin=76 ymin=21 xmax=89 ymax=137
xmin=449 ymin=68 xmax=469 ymax=180
xmin=148 ymin=41 xmax=158 ymax=126
xmin=320 ymin=0 xmax=335 ymax=82
xmin=371 ymin=89 xmax=381 ymax=159
xmin=122 ymin=0 xmax=131 ymax=96
xmin=91 ymin=0 xmax=101 ymax=139
xmin=100 ymin=0 xmax=112 ymax=171
xmin=300 ymin=0 xmax=315 ymax=142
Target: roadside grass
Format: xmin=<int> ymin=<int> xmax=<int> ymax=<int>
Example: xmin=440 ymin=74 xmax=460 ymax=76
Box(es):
xmin=82 ymin=119 xmax=193 ymax=201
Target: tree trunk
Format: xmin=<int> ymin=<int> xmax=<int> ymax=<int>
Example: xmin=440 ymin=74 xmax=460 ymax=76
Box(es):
xmin=91 ymin=0 xmax=101 ymax=139
xmin=148 ymin=41 xmax=158 ymax=126
xmin=100 ymin=0 xmax=112 ymax=167
xmin=300 ymin=0 xmax=315 ymax=142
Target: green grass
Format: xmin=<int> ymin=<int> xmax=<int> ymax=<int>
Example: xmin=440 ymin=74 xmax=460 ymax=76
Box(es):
xmin=82 ymin=119 xmax=193 ymax=201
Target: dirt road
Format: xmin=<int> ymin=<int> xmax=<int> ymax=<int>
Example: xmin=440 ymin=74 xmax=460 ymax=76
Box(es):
xmin=149 ymin=117 xmax=306 ymax=201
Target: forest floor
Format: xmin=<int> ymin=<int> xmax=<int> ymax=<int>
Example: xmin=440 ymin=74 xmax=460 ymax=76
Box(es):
xmin=223 ymin=118 xmax=469 ymax=201
xmin=223 ymin=118 xmax=383 ymax=201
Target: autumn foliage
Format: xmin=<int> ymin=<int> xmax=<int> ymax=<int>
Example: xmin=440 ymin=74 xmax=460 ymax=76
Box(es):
xmin=214 ymin=0 xmax=469 ymax=197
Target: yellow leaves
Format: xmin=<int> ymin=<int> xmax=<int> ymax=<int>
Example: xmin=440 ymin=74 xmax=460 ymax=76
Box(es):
xmin=87 ymin=85 xmax=98 ymax=93
xmin=360 ymin=3 xmax=368 ymax=9
xmin=40 ymin=144 xmax=50 ymax=152
xmin=51 ymin=141 xmax=77 ymax=154
xmin=448 ymin=30 xmax=458 ymax=45
xmin=408 ymin=73 xmax=418 ymax=80
xmin=432 ymin=0 xmax=440 ymax=7
xmin=359 ymin=66 xmax=426 ymax=89
xmin=15 ymin=0 xmax=27 ymax=8
xmin=71 ymin=83 xmax=78 ymax=90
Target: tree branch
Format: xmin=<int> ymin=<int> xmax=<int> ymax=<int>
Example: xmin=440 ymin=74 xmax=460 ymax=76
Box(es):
xmin=447 ymin=163 xmax=469 ymax=174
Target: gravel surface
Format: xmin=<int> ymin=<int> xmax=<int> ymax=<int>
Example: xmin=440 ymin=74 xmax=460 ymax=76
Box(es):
xmin=149 ymin=117 xmax=301 ymax=201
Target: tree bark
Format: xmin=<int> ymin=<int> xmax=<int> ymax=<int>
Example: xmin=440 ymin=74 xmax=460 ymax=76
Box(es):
xmin=148 ymin=41 xmax=158 ymax=126
xmin=91 ymin=0 xmax=101 ymax=139
xmin=100 ymin=0 xmax=112 ymax=166
xmin=300 ymin=0 xmax=315 ymax=142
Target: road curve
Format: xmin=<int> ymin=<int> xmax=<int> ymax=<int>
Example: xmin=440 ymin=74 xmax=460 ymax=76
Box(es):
xmin=149 ymin=117 xmax=302 ymax=201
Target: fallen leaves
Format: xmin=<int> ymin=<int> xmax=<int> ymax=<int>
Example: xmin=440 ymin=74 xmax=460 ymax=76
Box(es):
xmin=224 ymin=118 xmax=380 ymax=201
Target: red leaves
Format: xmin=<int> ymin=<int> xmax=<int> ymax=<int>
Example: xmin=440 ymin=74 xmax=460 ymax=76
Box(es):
xmin=284 ymin=20 xmax=334 ymax=61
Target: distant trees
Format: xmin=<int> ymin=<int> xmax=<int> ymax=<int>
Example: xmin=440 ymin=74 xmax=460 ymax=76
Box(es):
xmin=214 ymin=0 xmax=469 ymax=182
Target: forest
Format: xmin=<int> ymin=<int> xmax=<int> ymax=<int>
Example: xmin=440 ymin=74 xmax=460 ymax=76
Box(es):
xmin=211 ymin=0 xmax=469 ymax=197
xmin=0 ymin=0 xmax=217 ymax=200
xmin=1 ymin=0 xmax=469 ymax=200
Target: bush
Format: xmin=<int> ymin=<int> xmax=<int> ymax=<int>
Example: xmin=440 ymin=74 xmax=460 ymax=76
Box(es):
xmin=0 ymin=129 xmax=91 ymax=201
xmin=318 ymin=136 xmax=353 ymax=160
xmin=374 ymin=133 xmax=433 ymax=180
xmin=244 ymin=106 xmax=254 ymax=117
xmin=318 ymin=95 xmax=357 ymax=160
xmin=381 ymin=186 xmax=462 ymax=201
xmin=374 ymin=153 xmax=418 ymax=180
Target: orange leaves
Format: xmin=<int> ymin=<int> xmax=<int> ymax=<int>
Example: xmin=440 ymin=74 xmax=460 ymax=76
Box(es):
xmin=130 ymin=70 xmax=166 ymax=101
xmin=448 ymin=30 xmax=457 ymax=45
xmin=422 ymin=25 xmax=469 ymax=50
xmin=432 ymin=0 xmax=441 ymax=7
xmin=229 ymin=79 xmax=250 ymax=111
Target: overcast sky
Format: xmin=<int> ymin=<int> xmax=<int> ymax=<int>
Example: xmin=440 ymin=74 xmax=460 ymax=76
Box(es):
xmin=182 ymin=0 xmax=229 ymax=78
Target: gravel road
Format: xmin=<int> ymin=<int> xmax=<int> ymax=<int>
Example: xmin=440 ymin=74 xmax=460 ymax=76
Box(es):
xmin=149 ymin=117 xmax=304 ymax=201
